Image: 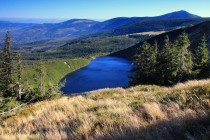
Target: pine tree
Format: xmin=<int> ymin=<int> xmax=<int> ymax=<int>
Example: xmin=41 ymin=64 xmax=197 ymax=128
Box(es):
xmin=151 ymin=40 xmax=158 ymax=68
xmin=0 ymin=49 xmax=3 ymax=95
xmin=149 ymin=40 xmax=158 ymax=83
xmin=0 ymin=32 xmax=13 ymax=96
xmin=195 ymin=35 xmax=209 ymax=69
xmin=15 ymin=53 xmax=23 ymax=100
xmin=156 ymin=35 xmax=178 ymax=85
xmin=175 ymin=32 xmax=192 ymax=82
xmin=194 ymin=34 xmax=209 ymax=78
xmin=130 ymin=41 xmax=158 ymax=85
xmin=39 ymin=56 xmax=46 ymax=96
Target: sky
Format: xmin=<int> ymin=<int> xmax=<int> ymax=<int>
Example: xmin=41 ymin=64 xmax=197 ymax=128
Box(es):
xmin=0 ymin=0 xmax=210 ymax=22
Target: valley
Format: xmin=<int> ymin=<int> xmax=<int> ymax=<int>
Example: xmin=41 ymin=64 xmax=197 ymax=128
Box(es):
xmin=0 ymin=5 xmax=210 ymax=140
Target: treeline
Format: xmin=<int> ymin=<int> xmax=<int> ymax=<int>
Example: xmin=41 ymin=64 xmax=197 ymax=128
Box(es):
xmin=0 ymin=32 xmax=60 ymax=112
xmin=130 ymin=32 xmax=209 ymax=86
xmin=21 ymin=36 xmax=138 ymax=60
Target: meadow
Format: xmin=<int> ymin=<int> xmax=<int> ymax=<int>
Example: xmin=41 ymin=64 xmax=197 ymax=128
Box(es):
xmin=21 ymin=58 xmax=91 ymax=89
xmin=0 ymin=79 xmax=209 ymax=139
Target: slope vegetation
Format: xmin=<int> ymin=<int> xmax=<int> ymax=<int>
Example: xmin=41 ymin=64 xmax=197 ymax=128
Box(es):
xmin=0 ymin=79 xmax=209 ymax=139
xmin=112 ymin=21 xmax=210 ymax=59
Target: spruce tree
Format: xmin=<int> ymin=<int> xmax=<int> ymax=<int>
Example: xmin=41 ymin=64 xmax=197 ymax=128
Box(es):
xmin=151 ymin=40 xmax=158 ymax=68
xmin=130 ymin=41 xmax=158 ymax=85
xmin=195 ymin=35 xmax=209 ymax=69
xmin=0 ymin=32 xmax=13 ymax=96
xmin=0 ymin=49 xmax=3 ymax=95
xmin=39 ymin=56 xmax=46 ymax=96
xmin=175 ymin=32 xmax=192 ymax=82
xmin=156 ymin=35 xmax=179 ymax=85
xmin=15 ymin=53 xmax=23 ymax=100
xmin=150 ymin=40 xmax=158 ymax=83
xmin=194 ymin=34 xmax=209 ymax=78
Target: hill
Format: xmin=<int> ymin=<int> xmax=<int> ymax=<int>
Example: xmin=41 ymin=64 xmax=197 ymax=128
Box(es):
xmin=21 ymin=35 xmax=138 ymax=60
xmin=11 ymin=19 xmax=98 ymax=44
xmin=111 ymin=20 xmax=210 ymax=59
xmin=156 ymin=10 xmax=201 ymax=19
xmin=0 ymin=79 xmax=209 ymax=139
xmin=0 ymin=21 xmax=35 ymax=32
xmin=90 ymin=10 xmax=202 ymax=33
xmin=109 ymin=18 xmax=205 ymax=36
xmin=0 ymin=21 xmax=35 ymax=42
xmin=0 ymin=10 xmax=204 ymax=46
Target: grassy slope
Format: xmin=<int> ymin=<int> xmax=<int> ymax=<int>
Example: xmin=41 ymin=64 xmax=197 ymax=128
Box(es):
xmin=0 ymin=79 xmax=209 ymax=139
xmin=22 ymin=58 xmax=90 ymax=89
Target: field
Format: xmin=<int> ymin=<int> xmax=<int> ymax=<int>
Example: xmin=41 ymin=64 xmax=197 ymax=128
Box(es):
xmin=21 ymin=58 xmax=90 ymax=89
xmin=0 ymin=79 xmax=209 ymax=139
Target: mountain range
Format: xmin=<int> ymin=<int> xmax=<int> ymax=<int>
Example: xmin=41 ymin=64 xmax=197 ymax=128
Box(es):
xmin=111 ymin=21 xmax=210 ymax=59
xmin=0 ymin=10 xmax=205 ymax=45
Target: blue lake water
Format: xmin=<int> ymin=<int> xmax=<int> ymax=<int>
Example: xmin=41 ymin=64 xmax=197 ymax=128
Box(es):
xmin=61 ymin=56 xmax=133 ymax=94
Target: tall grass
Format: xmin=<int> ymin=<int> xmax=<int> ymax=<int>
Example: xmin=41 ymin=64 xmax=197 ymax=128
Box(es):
xmin=0 ymin=79 xmax=209 ymax=139
xmin=22 ymin=58 xmax=90 ymax=89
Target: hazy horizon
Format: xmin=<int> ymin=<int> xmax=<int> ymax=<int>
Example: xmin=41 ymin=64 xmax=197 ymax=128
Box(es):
xmin=0 ymin=0 xmax=210 ymax=23
xmin=0 ymin=10 xmax=206 ymax=24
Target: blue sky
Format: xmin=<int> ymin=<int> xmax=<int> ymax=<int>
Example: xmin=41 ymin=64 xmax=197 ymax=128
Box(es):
xmin=0 ymin=0 xmax=209 ymax=21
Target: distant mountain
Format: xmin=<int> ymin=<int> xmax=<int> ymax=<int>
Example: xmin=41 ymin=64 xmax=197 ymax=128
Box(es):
xmin=11 ymin=19 xmax=98 ymax=44
xmin=156 ymin=10 xmax=201 ymax=19
xmin=0 ymin=10 xmax=204 ymax=45
xmin=0 ymin=21 xmax=35 ymax=42
xmin=89 ymin=17 xmax=145 ymax=32
xmin=109 ymin=18 xmax=205 ymax=36
xmin=0 ymin=21 xmax=35 ymax=32
xmin=90 ymin=10 xmax=202 ymax=33
xmin=111 ymin=21 xmax=210 ymax=59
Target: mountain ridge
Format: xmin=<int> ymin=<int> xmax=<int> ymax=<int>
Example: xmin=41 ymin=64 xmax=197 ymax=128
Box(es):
xmin=0 ymin=10 xmax=204 ymax=45
xmin=156 ymin=10 xmax=201 ymax=19
xmin=111 ymin=20 xmax=210 ymax=59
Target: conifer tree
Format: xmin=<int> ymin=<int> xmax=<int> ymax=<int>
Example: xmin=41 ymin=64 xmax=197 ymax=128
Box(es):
xmin=156 ymin=35 xmax=179 ymax=85
xmin=194 ymin=35 xmax=209 ymax=69
xmin=175 ymin=32 xmax=192 ymax=82
xmin=39 ymin=56 xmax=46 ymax=96
xmin=15 ymin=53 xmax=23 ymax=100
xmin=0 ymin=32 xmax=13 ymax=96
xmin=130 ymin=41 xmax=158 ymax=85
xmin=151 ymin=40 xmax=158 ymax=68
xmin=150 ymin=40 xmax=158 ymax=83
xmin=0 ymin=53 xmax=3 ymax=96
xmin=194 ymin=34 xmax=209 ymax=78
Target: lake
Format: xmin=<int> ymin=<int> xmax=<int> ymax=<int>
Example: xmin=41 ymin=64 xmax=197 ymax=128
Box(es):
xmin=61 ymin=56 xmax=133 ymax=94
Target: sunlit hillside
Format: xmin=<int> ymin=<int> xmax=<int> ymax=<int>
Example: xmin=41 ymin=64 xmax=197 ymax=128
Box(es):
xmin=0 ymin=79 xmax=209 ymax=140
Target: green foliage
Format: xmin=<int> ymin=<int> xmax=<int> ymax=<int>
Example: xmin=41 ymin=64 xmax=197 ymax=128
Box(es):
xmin=0 ymin=32 xmax=13 ymax=97
xmin=38 ymin=57 xmax=46 ymax=96
xmin=0 ymin=97 xmax=20 ymax=112
xmin=22 ymin=58 xmax=90 ymax=89
xmin=193 ymin=35 xmax=209 ymax=78
xmin=130 ymin=41 xmax=158 ymax=85
xmin=175 ymin=32 xmax=193 ymax=81
xmin=156 ymin=35 xmax=179 ymax=85
xmin=131 ymin=32 xmax=209 ymax=86
xmin=0 ymin=32 xmax=90 ymax=113
xmin=21 ymin=36 xmax=138 ymax=60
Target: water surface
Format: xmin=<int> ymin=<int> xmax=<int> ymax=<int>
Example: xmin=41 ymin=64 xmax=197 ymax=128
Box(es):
xmin=61 ymin=56 xmax=133 ymax=94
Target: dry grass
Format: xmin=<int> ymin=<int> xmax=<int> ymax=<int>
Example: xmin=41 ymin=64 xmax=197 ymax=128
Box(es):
xmin=0 ymin=79 xmax=210 ymax=139
xmin=128 ymin=31 xmax=166 ymax=36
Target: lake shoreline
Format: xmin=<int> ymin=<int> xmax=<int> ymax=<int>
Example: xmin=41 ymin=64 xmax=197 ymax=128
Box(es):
xmin=61 ymin=56 xmax=133 ymax=94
